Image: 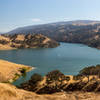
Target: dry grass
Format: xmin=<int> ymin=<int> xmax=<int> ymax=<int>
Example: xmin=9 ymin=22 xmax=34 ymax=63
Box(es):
xmin=0 ymin=44 xmax=15 ymax=50
xmin=0 ymin=35 xmax=10 ymax=41
xmin=15 ymin=34 xmax=25 ymax=41
xmin=0 ymin=59 xmax=33 ymax=82
xmin=43 ymin=38 xmax=50 ymax=44
xmin=0 ymin=83 xmax=100 ymax=100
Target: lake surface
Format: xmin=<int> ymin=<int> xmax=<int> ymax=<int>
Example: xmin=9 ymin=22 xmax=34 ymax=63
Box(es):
xmin=0 ymin=42 xmax=100 ymax=85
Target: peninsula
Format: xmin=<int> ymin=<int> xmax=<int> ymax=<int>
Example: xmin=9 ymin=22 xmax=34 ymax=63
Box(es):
xmin=0 ymin=34 xmax=59 ymax=50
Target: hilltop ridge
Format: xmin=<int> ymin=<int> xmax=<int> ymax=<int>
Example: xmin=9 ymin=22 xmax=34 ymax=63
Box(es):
xmin=6 ymin=20 xmax=100 ymax=49
xmin=8 ymin=20 xmax=100 ymax=34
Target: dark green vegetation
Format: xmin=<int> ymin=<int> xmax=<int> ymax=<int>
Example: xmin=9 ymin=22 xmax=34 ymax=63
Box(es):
xmin=73 ymin=75 xmax=85 ymax=81
xmin=7 ymin=20 xmax=100 ymax=49
xmin=19 ymin=70 xmax=70 ymax=94
xmin=30 ymin=73 xmax=43 ymax=83
xmin=73 ymin=65 xmax=100 ymax=82
xmin=19 ymin=65 xmax=100 ymax=94
xmin=46 ymin=70 xmax=67 ymax=83
xmin=79 ymin=65 xmax=100 ymax=76
xmin=78 ymin=65 xmax=100 ymax=82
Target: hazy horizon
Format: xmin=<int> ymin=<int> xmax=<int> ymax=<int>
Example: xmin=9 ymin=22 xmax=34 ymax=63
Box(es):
xmin=1 ymin=0 xmax=100 ymax=32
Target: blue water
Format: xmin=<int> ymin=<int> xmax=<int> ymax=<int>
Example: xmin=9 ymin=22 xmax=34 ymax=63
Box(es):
xmin=0 ymin=43 xmax=100 ymax=85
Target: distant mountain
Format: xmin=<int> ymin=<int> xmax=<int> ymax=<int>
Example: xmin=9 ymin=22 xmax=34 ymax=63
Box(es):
xmin=0 ymin=32 xmax=3 ymax=34
xmin=8 ymin=20 xmax=100 ymax=34
xmin=7 ymin=20 xmax=100 ymax=49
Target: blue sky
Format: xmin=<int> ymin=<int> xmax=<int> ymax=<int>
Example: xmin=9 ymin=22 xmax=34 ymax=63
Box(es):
xmin=0 ymin=0 xmax=100 ymax=32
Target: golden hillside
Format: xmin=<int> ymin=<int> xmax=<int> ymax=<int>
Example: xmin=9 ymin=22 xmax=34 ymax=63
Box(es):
xmin=0 ymin=83 xmax=100 ymax=100
xmin=0 ymin=60 xmax=32 ymax=82
xmin=0 ymin=34 xmax=59 ymax=50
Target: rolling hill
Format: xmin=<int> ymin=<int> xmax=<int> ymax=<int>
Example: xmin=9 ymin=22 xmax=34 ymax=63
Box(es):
xmin=8 ymin=20 xmax=100 ymax=34
xmin=7 ymin=20 xmax=100 ymax=49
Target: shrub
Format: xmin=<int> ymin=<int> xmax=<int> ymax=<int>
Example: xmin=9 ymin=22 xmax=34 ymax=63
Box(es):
xmin=73 ymin=75 xmax=84 ymax=81
xmin=13 ymin=73 xmax=21 ymax=81
xmin=19 ymin=68 xmax=27 ymax=74
xmin=46 ymin=70 xmax=67 ymax=84
xmin=30 ymin=73 xmax=43 ymax=83
xmin=46 ymin=70 xmax=65 ymax=81
xmin=79 ymin=65 xmax=100 ymax=76
xmin=65 ymin=76 xmax=70 ymax=81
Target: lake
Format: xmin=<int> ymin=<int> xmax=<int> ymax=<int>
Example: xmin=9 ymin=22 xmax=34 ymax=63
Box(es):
xmin=0 ymin=42 xmax=100 ymax=85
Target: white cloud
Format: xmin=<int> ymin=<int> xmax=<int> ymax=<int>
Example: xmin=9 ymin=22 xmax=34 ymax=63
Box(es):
xmin=31 ymin=18 xmax=42 ymax=22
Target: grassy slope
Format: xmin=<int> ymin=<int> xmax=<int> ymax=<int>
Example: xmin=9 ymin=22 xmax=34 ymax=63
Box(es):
xmin=0 ymin=83 xmax=100 ymax=100
xmin=0 ymin=59 xmax=33 ymax=82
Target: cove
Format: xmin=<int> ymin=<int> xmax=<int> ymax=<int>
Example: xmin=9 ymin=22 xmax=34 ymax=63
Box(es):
xmin=0 ymin=43 xmax=100 ymax=85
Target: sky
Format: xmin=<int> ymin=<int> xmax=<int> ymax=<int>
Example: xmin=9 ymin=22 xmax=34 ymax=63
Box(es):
xmin=0 ymin=0 xmax=100 ymax=32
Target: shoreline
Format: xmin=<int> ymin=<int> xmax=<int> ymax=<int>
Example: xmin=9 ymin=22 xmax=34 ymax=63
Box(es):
xmin=0 ymin=42 xmax=99 ymax=51
xmin=11 ymin=66 xmax=34 ymax=83
xmin=0 ymin=59 xmax=34 ymax=83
